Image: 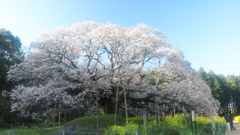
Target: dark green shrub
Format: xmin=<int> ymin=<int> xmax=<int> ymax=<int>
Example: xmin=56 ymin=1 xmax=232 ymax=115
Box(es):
xmin=144 ymin=121 xmax=162 ymax=134
xmin=160 ymin=116 xmax=170 ymax=127
xmin=201 ymin=123 xmax=212 ymax=134
xmin=162 ymin=127 xmax=181 ymax=135
xmin=205 ymin=123 xmax=212 ymax=127
xmin=174 ymin=113 xmax=191 ymax=127
xmin=199 ymin=132 xmax=208 ymax=135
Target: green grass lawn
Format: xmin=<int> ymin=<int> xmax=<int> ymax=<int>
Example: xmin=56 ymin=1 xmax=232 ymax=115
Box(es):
xmin=0 ymin=114 xmax=126 ymax=135
xmin=0 ymin=114 xmax=227 ymax=135
xmin=0 ymin=126 xmax=62 ymax=135
xmin=66 ymin=114 xmax=126 ymax=129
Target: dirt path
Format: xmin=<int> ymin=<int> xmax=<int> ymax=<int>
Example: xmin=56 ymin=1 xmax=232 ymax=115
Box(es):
xmin=227 ymin=123 xmax=240 ymax=135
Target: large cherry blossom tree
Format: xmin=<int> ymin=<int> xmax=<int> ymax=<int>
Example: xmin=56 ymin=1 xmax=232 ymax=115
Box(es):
xmin=8 ymin=21 xmax=219 ymax=121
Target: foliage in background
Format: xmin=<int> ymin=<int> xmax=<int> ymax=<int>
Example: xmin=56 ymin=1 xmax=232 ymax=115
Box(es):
xmin=198 ymin=67 xmax=240 ymax=114
xmin=0 ymin=28 xmax=24 ymax=124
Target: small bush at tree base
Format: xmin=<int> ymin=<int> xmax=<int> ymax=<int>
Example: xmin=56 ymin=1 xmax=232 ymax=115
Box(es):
xmin=162 ymin=127 xmax=180 ymax=135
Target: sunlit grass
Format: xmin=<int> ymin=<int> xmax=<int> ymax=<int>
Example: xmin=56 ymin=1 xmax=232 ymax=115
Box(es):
xmin=0 ymin=114 xmax=226 ymax=135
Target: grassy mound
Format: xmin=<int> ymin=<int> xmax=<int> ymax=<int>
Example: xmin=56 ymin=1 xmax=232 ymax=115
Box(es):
xmin=66 ymin=114 xmax=126 ymax=129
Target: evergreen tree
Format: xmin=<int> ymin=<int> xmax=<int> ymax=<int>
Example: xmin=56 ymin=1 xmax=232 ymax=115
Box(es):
xmin=198 ymin=68 xmax=231 ymax=112
xmin=217 ymin=74 xmax=230 ymax=111
xmin=0 ymin=28 xmax=24 ymax=124
xmin=225 ymin=75 xmax=240 ymax=113
xmin=197 ymin=67 xmax=207 ymax=79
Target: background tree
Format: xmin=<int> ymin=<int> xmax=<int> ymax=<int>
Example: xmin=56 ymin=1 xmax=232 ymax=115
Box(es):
xmin=217 ymin=74 xmax=230 ymax=112
xmin=197 ymin=68 xmax=240 ymax=114
xmin=236 ymin=75 xmax=240 ymax=113
xmin=225 ymin=75 xmax=240 ymax=114
xmin=206 ymin=71 xmax=226 ymax=105
xmin=0 ymin=28 xmax=24 ymax=124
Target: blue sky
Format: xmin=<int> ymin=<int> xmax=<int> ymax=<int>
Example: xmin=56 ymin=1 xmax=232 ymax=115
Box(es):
xmin=1 ymin=0 xmax=240 ymax=76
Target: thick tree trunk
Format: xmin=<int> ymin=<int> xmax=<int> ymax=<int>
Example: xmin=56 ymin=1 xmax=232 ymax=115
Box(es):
xmin=64 ymin=107 xmax=66 ymax=126
xmin=96 ymin=91 xmax=99 ymax=132
xmin=157 ymin=97 xmax=160 ymax=125
xmin=114 ymin=85 xmax=119 ymax=125
xmin=86 ymin=97 xmax=90 ymax=129
xmin=182 ymin=105 xmax=188 ymax=126
xmin=58 ymin=104 xmax=61 ymax=128
xmin=79 ymin=107 xmax=81 ymax=117
xmin=123 ymin=87 xmax=128 ymax=123
xmin=88 ymin=97 xmax=91 ymax=113
xmin=52 ymin=104 xmax=56 ymax=131
xmin=174 ymin=108 xmax=176 ymax=116
xmin=146 ymin=102 xmax=149 ymax=120
xmin=154 ymin=100 xmax=157 ymax=122
xmin=158 ymin=105 xmax=160 ymax=125
xmin=46 ymin=105 xmax=49 ymax=128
